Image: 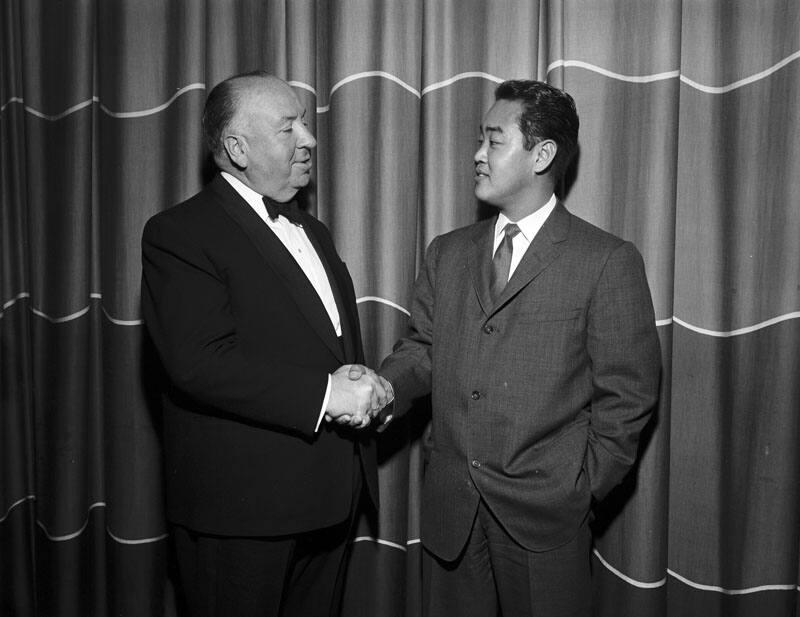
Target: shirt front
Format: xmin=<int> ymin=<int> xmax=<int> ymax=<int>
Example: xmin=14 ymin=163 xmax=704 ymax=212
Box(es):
xmin=221 ymin=171 xmax=338 ymax=430
xmin=493 ymin=193 xmax=558 ymax=281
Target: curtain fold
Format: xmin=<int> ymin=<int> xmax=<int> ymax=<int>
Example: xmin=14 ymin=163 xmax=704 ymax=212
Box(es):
xmin=1 ymin=2 xmax=798 ymax=616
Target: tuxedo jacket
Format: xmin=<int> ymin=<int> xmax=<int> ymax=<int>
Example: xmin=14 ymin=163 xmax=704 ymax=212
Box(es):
xmin=380 ymin=203 xmax=661 ymax=560
xmin=142 ymin=174 xmax=377 ymax=536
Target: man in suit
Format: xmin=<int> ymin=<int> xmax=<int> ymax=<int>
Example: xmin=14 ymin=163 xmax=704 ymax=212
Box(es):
xmin=376 ymin=80 xmax=662 ymax=616
xmin=141 ymin=71 xmax=387 ymax=617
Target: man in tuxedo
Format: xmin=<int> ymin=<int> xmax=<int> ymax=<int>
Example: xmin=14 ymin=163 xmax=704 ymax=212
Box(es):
xmin=377 ymin=80 xmax=662 ymax=616
xmin=141 ymin=71 xmax=386 ymax=617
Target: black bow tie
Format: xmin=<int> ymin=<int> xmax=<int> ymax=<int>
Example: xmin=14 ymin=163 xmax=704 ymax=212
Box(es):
xmin=263 ymin=197 xmax=303 ymax=225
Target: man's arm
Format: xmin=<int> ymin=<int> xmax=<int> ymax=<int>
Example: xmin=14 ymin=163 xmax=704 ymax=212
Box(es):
xmin=142 ymin=214 xmax=374 ymax=436
xmin=375 ymin=237 xmax=440 ymax=422
xmin=585 ymin=241 xmax=662 ymax=500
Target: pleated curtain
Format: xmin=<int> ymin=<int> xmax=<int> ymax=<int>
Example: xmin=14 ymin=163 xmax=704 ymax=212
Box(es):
xmin=1 ymin=1 xmax=799 ymax=616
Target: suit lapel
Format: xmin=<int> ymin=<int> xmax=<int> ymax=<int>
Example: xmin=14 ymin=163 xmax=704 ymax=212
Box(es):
xmin=474 ymin=203 xmax=571 ymax=317
xmin=467 ymin=219 xmax=498 ymax=317
xmin=209 ymin=176 xmax=345 ymax=363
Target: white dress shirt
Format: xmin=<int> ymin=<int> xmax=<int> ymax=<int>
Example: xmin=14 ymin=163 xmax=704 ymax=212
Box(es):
xmin=221 ymin=172 xmax=338 ymax=430
xmin=493 ymin=193 xmax=558 ymax=281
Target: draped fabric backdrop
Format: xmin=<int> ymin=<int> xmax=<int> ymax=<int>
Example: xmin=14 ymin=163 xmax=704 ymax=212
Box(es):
xmin=2 ymin=1 xmax=799 ymax=616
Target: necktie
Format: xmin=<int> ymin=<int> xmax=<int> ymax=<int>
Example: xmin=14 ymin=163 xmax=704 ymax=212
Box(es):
xmin=490 ymin=223 xmax=520 ymax=301
xmin=263 ymin=197 xmax=303 ymax=225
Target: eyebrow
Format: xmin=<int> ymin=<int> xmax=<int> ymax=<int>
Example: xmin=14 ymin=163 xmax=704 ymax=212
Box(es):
xmin=278 ymin=109 xmax=307 ymax=124
xmin=481 ymin=125 xmax=504 ymax=134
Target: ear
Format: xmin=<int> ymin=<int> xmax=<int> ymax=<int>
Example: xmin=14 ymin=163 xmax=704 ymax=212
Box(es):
xmin=533 ymin=139 xmax=557 ymax=174
xmin=222 ymin=134 xmax=248 ymax=169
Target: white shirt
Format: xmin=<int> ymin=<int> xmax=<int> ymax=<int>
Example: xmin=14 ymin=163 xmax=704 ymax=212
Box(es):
xmin=221 ymin=172 xmax=337 ymax=430
xmin=493 ymin=193 xmax=558 ymax=281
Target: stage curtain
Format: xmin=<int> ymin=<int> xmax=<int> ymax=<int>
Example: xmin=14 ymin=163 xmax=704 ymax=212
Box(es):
xmin=1 ymin=1 xmax=798 ymax=616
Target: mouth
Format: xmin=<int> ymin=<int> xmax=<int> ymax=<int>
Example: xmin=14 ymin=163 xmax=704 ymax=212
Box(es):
xmin=474 ymin=169 xmax=489 ymax=181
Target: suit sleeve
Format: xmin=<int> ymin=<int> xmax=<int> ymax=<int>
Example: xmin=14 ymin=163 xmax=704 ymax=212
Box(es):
xmin=141 ymin=214 xmax=327 ymax=437
xmin=585 ymin=241 xmax=661 ymax=501
xmin=378 ymin=237 xmax=439 ymax=416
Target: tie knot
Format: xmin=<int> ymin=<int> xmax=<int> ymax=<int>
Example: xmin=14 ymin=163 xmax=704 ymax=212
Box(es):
xmin=504 ymin=223 xmax=521 ymax=240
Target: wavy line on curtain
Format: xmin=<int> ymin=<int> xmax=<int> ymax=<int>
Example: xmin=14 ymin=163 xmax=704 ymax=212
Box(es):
xmin=0 ymin=494 xmax=36 ymax=523
xmin=679 ymin=48 xmax=800 ymax=94
xmin=667 ymin=568 xmax=800 ymax=595
xmin=672 ymin=311 xmax=800 ymax=337
xmin=356 ymin=295 xmax=411 ymax=316
xmin=547 ymin=49 xmax=800 ymax=92
xmin=4 ymin=292 xmax=798 ymax=335
xmin=0 ymin=497 xmax=168 ymax=544
xmin=547 ymin=60 xmax=680 ymax=84
xmin=352 ymin=535 xmax=409 ymax=552
xmin=0 ymin=292 xmax=143 ymax=325
xmin=6 ymin=45 xmax=800 ymax=122
xmin=351 ymin=537 xmax=800 ymax=594
xmin=6 ymin=46 xmax=800 ymax=122
xmin=593 ymin=548 xmax=666 ymax=588
xmin=0 ymin=83 xmax=206 ymax=122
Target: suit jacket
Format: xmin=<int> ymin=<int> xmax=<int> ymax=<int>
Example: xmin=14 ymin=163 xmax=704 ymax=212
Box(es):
xmin=380 ymin=203 xmax=661 ymax=560
xmin=142 ymin=174 xmax=378 ymax=536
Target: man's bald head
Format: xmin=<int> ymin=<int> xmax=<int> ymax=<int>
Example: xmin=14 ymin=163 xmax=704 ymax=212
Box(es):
xmin=202 ymin=71 xmax=316 ymax=201
xmin=203 ymin=71 xmax=292 ymax=167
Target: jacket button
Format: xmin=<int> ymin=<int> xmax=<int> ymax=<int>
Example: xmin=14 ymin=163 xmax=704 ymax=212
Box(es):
xmin=471 ymin=391 xmax=480 ymax=400
xmin=471 ymin=459 xmax=481 ymax=468
xmin=483 ymin=324 xmax=494 ymax=334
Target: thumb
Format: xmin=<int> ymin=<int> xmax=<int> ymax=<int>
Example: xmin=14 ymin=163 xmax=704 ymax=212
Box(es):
xmin=348 ymin=364 xmax=366 ymax=380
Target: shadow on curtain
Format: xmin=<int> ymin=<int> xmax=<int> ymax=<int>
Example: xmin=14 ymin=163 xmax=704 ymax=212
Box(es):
xmin=1 ymin=1 xmax=799 ymax=616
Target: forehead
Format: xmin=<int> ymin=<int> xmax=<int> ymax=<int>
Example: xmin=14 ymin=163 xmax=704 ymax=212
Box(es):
xmin=482 ymin=99 xmax=523 ymax=132
xmin=241 ymin=80 xmax=304 ymax=126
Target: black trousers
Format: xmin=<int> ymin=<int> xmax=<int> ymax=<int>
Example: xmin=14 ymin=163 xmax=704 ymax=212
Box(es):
xmin=423 ymin=499 xmax=592 ymax=617
xmin=173 ymin=466 xmax=364 ymax=617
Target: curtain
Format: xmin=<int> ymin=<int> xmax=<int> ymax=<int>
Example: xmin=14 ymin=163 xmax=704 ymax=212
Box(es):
xmin=2 ymin=1 xmax=798 ymax=616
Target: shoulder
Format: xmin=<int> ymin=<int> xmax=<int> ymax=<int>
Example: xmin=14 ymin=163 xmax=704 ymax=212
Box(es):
xmin=560 ymin=208 xmax=646 ymax=278
xmin=432 ymin=218 xmax=493 ymax=250
xmin=143 ymin=180 xmax=230 ymax=242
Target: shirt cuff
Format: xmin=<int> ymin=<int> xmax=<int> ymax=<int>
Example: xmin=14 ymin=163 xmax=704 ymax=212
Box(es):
xmin=315 ymin=374 xmax=332 ymax=432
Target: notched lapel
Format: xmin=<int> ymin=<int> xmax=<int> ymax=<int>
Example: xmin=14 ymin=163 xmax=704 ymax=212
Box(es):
xmin=491 ymin=203 xmax=571 ymax=314
xmin=210 ymin=177 xmax=345 ymax=362
xmin=467 ymin=219 xmax=497 ymax=317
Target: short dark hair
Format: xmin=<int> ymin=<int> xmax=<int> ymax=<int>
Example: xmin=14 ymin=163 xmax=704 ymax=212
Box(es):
xmin=202 ymin=70 xmax=271 ymax=163
xmin=494 ymin=80 xmax=579 ymax=181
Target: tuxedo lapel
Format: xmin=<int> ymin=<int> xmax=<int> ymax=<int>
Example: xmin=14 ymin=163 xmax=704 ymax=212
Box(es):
xmin=302 ymin=221 xmax=358 ymax=364
xmin=209 ymin=176 xmax=345 ymax=363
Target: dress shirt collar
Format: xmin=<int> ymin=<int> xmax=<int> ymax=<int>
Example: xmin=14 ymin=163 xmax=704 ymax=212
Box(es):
xmin=494 ymin=193 xmax=558 ymax=245
xmin=220 ymin=171 xmax=270 ymax=219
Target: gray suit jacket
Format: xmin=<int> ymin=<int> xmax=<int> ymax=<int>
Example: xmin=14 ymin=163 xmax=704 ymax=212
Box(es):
xmin=380 ymin=203 xmax=661 ymax=560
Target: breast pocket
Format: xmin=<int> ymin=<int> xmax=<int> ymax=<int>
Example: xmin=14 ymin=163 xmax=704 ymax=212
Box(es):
xmin=516 ymin=307 xmax=583 ymax=323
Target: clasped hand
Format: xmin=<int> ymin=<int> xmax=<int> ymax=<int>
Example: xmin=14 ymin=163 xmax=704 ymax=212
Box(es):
xmin=325 ymin=364 xmax=393 ymax=429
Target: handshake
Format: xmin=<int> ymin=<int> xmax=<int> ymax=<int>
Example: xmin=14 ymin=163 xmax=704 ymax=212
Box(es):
xmin=324 ymin=364 xmax=394 ymax=429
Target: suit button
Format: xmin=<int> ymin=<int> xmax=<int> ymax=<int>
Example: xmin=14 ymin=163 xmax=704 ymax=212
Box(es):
xmin=471 ymin=459 xmax=481 ymax=468
xmin=483 ymin=324 xmax=494 ymax=334
xmin=471 ymin=391 xmax=480 ymax=400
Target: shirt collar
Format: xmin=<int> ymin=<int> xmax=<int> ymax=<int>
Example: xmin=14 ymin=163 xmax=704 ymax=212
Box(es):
xmin=220 ymin=171 xmax=267 ymax=213
xmin=494 ymin=193 xmax=558 ymax=243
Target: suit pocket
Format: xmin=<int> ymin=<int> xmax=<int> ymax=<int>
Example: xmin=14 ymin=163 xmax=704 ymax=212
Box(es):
xmin=516 ymin=307 xmax=583 ymax=323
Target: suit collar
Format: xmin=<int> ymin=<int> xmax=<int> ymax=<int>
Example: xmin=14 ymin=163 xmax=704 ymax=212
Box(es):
xmin=470 ymin=202 xmax=571 ymax=317
xmin=208 ymin=175 xmax=347 ymax=362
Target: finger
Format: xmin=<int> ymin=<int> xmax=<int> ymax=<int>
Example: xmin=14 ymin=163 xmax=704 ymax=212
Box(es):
xmin=348 ymin=364 xmax=366 ymax=380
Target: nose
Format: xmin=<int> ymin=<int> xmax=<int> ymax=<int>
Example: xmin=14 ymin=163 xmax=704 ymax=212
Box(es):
xmin=297 ymin=121 xmax=317 ymax=149
xmin=474 ymin=139 xmax=487 ymax=165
